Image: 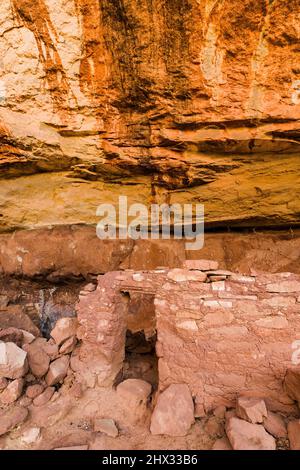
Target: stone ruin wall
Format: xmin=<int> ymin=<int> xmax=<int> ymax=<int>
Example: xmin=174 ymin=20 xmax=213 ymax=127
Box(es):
xmin=74 ymin=262 xmax=300 ymax=415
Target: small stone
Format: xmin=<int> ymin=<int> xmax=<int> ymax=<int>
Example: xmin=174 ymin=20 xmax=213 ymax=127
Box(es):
xmin=263 ymin=411 xmax=287 ymax=439
xmin=0 ymin=406 xmax=28 ymax=436
xmin=212 ymin=437 xmax=232 ymax=450
xmin=204 ymin=416 xmax=224 ymax=437
xmin=150 ymin=384 xmax=194 ymax=437
xmin=287 ymin=420 xmax=300 ymax=450
xmin=23 ymin=343 xmax=50 ymax=378
xmin=0 ymin=328 xmax=23 ymax=347
xmin=0 ymin=342 xmax=28 ymax=379
xmin=45 ymin=356 xmax=70 ymax=386
xmin=20 ymin=427 xmax=41 ymax=445
xmin=0 ymin=378 xmax=24 ymax=404
xmin=59 ymin=335 xmax=77 ymax=355
xmin=0 ymin=377 xmax=8 ymax=391
xmin=33 ymin=387 xmax=55 ymax=406
xmin=183 ymin=260 xmax=219 ymax=271
xmin=20 ymin=330 xmax=35 ymax=345
xmin=236 ymin=397 xmax=268 ymax=424
xmin=26 ymin=384 xmax=45 ymax=399
xmin=19 ymin=396 xmax=32 ymax=407
xmin=254 ymin=317 xmax=288 ymax=329
xmin=226 ymin=417 xmax=276 ymax=450
xmin=213 ymin=405 xmax=226 ymax=419
xmin=41 ymin=339 xmax=59 ymax=361
xmin=94 ymin=418 xmax=118 ymax=437
xmin=50 ymin=318 xmax=78 ymax=346
xmin=284 ymin=369 xmax=300 ymax=404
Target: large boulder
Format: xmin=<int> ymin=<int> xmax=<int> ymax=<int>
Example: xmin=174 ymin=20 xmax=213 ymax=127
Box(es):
xmin=0 ymin=341 xmax=28 ymax=379
xmin=150 ymin=384 xmax=194 ymax=437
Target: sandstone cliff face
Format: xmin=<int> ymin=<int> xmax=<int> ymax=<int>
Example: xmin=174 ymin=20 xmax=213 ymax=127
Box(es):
xmin=0 ymin=0 xmax=300 ymax=231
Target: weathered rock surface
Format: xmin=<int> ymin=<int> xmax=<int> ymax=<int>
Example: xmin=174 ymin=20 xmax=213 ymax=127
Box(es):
xmin=23 ymin=343 xmax=50 ymax=378
xmin=50 ymin=318 xmax=78 ymax=347
xmin=236 ymin=397 xmax=268 ymax=424
xmin=263 ymin=411 xmax=287 ymax=439
xmin=94 ymin=418 xmax=118 ymax=438
xmin=0 ymin=1 xmax=299 ymax=234
xmin=150 ymin=384 xmax=194 ymax=437
xmin=0 ymin=406 xmax=28 ymax=436
xmin=226 ymin=417 xmax=276 ymax=450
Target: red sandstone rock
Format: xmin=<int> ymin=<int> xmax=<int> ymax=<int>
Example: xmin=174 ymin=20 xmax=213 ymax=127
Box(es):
xmin=0 ymin=378 xmax=24 ymax=404
xmin=263 ymin=412 xmax=287 ymax=439
xmin=213 ymin=406 xmax=226 ymax=419
xmin=33 ymin=387 xmax=55 ymax=406
xmin=23 ymin=343 xmax=50 ymax=378
xmin=59 ymin=336 xmax=77 ymax=355
xmin=287 ymin=420 xmax=300 ymax=450
xmin=20 ymin=330 xmax=35 ymax=345
xmin=20 ymin=427 xmax=41 ymax=445
xmin=236 ymin=397 xmax=268 ymax=424
xmin=167 ymin=269 xmax=207 ymax=283
xmin=150 ymin=384 xmax=194 ymax=437
xmin=55 ymin=445 xmax=88 ymax=450
xmin=0 ymin=342 xmax=28 ymax=379
xmin=212 ymin=437 xmax=232 ymax=450
xmin=0 ymin=306 xmax=40 ymax=337
xmin=183 ymin=260 xmax=219 ymax=271
xmin=0 ymin=328 xmax=23 ymax=347
xmin=50 ymin=318 xmax=78 ymax=346
xmin=26 ymin=384 xmax=45 ymax=399
xmin=0 ymin=377 xmax=8 ymax=391
xmin=94 ymin=418 xmax=118 ymax=438
xmin=284 ymin=369 xmax=300 ymax=404
xmin=204 ymin=416 xmax=224 ymax=437
xmin=45 ymin=356 xmax=70 ymax=386
xmin=117 ymin=379 xmax=152 ymax=405
xmin=226 ymin=417 xmax=276 ymax=450
xmin=266 ymin=281 xmax=300 ymax=293
xmin=0 ymin=406 xmax=28 ymax=436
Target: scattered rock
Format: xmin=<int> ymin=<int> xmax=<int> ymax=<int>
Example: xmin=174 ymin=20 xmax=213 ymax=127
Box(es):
xmin=94 ymin=418 xmax=118 ymax=437
xmin=236 ymin=397 xmax=268 ymax=424
xmin=20 ymin=427 xmax=41 ymax=445
xmin=287 ymin=420 xmax=300 ymax=450
xmin=117 ymin=378 xmax=152 ymax=405
xmin=183 ymin=260 xmax=219 ymax=271
xmin=150 ymin=384 xmax=194 ymax=437
xmin=204 ymin=416 xmax=224 ymax=437
xmin=213 ymin=405 xmax=226 ymax=419
xmin=45 ymin=356 xmax=70 ymax=386
xmin=212 ymin=437 xmax=232 ymax=450
xmin=0 ymin=406 xmax=28 ymax=436
xmin=33 ymin=387 xmax=55 ymax=406
xmin=59 ymin=335 xmax=77 ymax=355
xmin=0 ymin=342 xmax=28 ymax=379
xmin=0 ymin=377 xmax=8 ymax=391
xmin=284 ymin=369 xmax=300 ymax=404
xmin=50 ymin=318 xmax=78 ymax=346
xmin=226 ymin=417 xmax=276 ymax=450
xmin=42 ymin=339 xmax=59 ymax=360
xmin=19 ymin=396 xmax=32 ymax=407
xmin=23 ymin=343 xmax=50 ymax=378
xmin=26 ymin=384 xmax=45 ymax=399
xmin=263 ymin=411 xmax=287 ymax=439
xmin=0 ymin=328 xmax=23 ymax=347
xmin=0 ymin=378 xmax=23 ymax=404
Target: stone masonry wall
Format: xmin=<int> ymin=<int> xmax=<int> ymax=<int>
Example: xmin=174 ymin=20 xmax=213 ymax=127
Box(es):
xmin=75 ymin=263 xmax=300 ymax=414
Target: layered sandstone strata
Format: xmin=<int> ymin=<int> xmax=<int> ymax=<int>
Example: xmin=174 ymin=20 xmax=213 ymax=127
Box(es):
xmin=0 ymin=0 xmax=299 ymax=232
